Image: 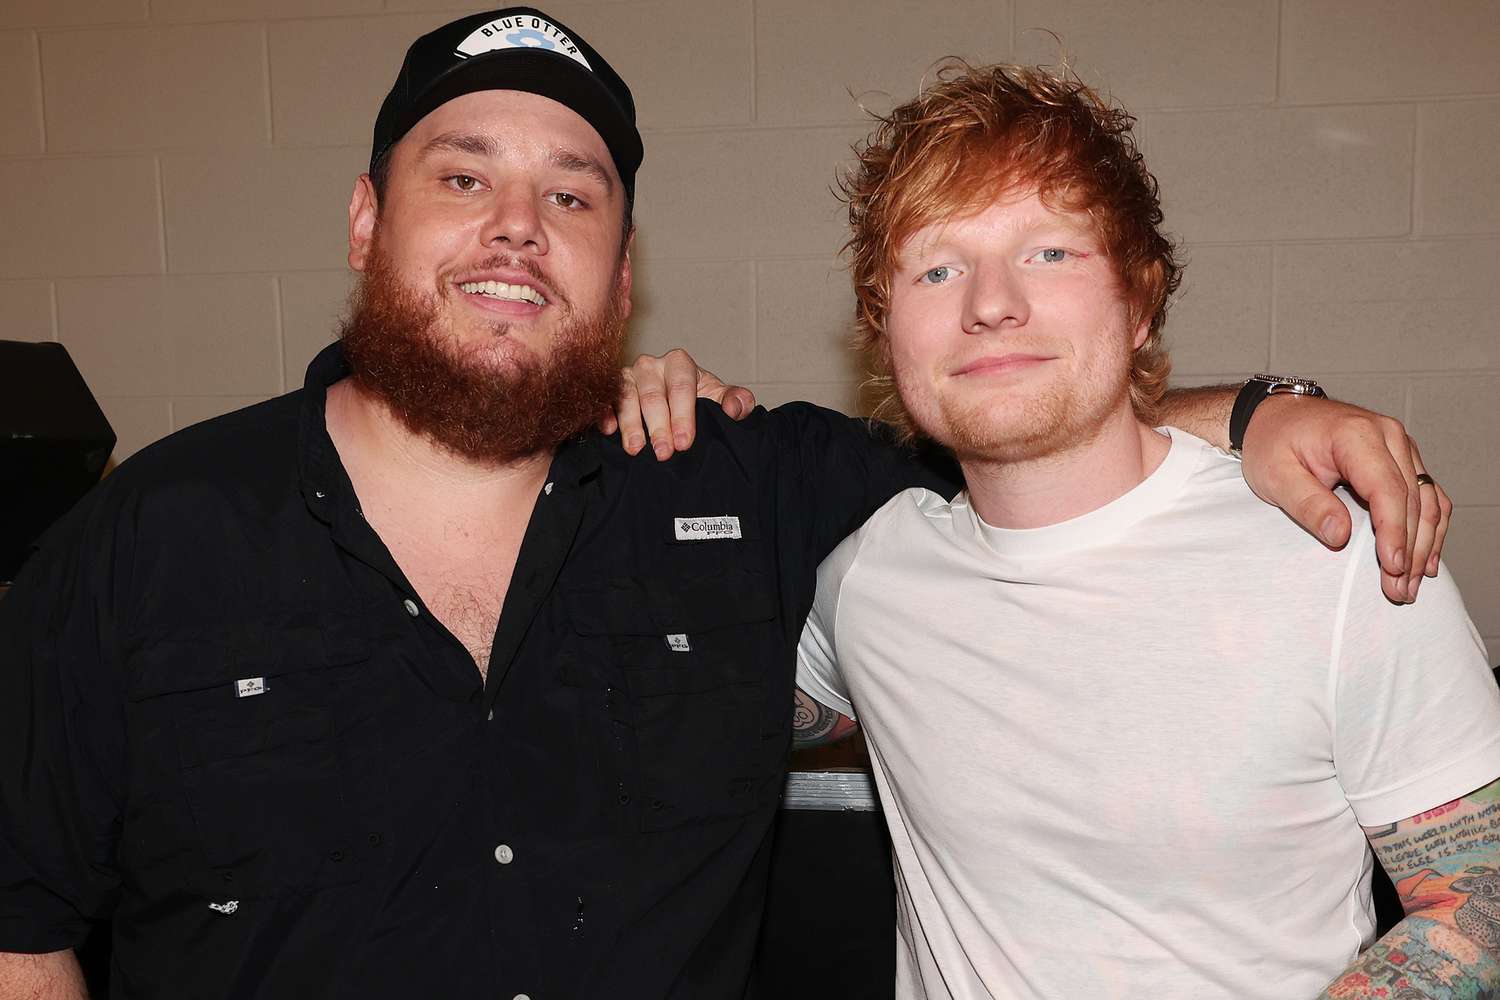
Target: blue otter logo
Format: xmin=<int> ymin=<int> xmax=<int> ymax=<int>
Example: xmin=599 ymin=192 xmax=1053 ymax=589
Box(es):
xmin=505 ymin=28 xmax=554 ymax=50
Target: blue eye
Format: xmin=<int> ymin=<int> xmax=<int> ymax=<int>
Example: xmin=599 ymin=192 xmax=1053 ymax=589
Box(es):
xmin=921 ymin=266 xmax=954 ymax=285
xmin=1038 ymin=248 xmax=1067 ymax=263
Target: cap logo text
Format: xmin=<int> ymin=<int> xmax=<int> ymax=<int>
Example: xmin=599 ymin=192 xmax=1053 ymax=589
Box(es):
xmin=455 ymin=16 xmax=592 ymax=69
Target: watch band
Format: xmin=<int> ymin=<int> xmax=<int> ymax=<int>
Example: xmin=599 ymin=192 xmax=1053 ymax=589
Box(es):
xmin=1228 ymin=373 xmax=1326 ymax=456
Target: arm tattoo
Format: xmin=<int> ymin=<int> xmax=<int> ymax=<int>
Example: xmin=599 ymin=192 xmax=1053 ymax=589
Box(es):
xmin=791 ymin=689 xmax=847 ymax=748
xmin=1318 ymin=782 xmax=1500 ymax=999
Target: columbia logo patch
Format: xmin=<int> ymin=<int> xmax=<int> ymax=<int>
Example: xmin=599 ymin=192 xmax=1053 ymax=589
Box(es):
xmin=454 ymin=15 xmax=592 ymax=69
xmin=673 ymin=516 xmax=741 ymax=541
xmin=664 ymin=634 xmax=691 ymax=652
xmin=235 ymin=677 xmax=266 ymax=698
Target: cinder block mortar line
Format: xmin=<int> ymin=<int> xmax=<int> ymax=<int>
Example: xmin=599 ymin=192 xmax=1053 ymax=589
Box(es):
xmin=749 ymin=259 xmax=759 ymax=381
xmin=31 ymin=29 xmax=46 ymax=152
xmin=272 ymin=276 xmax=287 ymax=394
xmin=1272 ymin=0 xmax=1282 ymax=105
xmin=748 ymin=0 xmax=757 ymax=122
xmin=261 ymin=22 xmax=275 ymax=146
xmin=1410 ymin=104 xmax=1423 ymax=237
xmin=1266 ymin=243 xmax=1278 ymax=371
xmin=153 ymin=154 xmax=168 ymax=273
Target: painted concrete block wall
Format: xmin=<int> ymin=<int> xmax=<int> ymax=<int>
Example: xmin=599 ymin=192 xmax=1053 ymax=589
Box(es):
xmin=1 ymin=0 xmax=1495 ymax=648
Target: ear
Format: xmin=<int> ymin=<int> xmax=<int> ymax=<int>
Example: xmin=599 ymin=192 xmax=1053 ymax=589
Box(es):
xmin=348 ymin=174 xmax=379 ymax=272
xmin=616 ymin=229 xmax=635 ymax=321
xmin=1131 ymin=315 xmax=1151 ymax=352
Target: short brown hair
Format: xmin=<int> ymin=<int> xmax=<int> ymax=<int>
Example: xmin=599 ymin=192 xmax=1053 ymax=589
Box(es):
xmin=842 ymin=61 xmax=1180 ymax=438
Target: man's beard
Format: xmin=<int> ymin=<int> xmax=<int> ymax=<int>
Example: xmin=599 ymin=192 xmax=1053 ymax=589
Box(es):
xmin=338 ymin=243 xmax=626 ymax=464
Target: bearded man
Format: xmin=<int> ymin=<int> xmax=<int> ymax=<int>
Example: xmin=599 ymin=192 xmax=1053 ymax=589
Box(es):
xmin=0 ymin=9 xmax=1455 ymax=1000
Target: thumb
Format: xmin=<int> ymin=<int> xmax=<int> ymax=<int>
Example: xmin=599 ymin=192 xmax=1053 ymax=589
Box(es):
xmin=1275 ymin=466 xmax=1353 ymax=550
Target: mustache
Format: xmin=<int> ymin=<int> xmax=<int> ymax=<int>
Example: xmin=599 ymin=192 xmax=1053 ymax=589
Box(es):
xmin=450 ymin=253 xmax=567 ymax=307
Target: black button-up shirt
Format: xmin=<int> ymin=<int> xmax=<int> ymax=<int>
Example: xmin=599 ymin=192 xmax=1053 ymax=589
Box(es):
xmin=0 ymin=344 xmax=953 ymax=999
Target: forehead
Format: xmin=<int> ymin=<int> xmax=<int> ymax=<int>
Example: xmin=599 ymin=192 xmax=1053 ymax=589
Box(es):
xmin=394 ymin=89 xmax=615 ymax=171
xmin=900 ymin=188 xmax=1096 ymax=255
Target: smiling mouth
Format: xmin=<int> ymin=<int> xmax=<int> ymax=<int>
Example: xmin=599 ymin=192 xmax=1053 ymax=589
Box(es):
xmin=953 ymin=354 xmax=1052 ymax=377
xmin=457 ymin=280 xmax=548 ymax=306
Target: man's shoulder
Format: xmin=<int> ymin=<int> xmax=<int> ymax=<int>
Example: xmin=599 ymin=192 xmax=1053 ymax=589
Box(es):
xmin=57 ymin=392 xmax=305 ymax=542
xmin=104 ymin=391 xmax=303 ymax=498
xmin=823 ymin=487 xmax=952 ymax=569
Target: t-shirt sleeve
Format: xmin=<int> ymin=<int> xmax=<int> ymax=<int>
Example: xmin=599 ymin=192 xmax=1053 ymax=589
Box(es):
xmin=794 ymin=528 xmax=867 ymax=720
xmin=0 ymin=506 xmax=128 ymax=952
xmin=1333 ymin=535 xmax=1500 ymax=828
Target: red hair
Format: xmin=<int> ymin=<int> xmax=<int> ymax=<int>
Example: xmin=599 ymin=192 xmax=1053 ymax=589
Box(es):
xmin=842 ymin=61 xmax=1180 ymax=438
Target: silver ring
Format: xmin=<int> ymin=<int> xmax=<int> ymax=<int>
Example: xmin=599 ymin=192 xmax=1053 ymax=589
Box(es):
xmin=1415 ymin=473 xmax=1436 ymax=489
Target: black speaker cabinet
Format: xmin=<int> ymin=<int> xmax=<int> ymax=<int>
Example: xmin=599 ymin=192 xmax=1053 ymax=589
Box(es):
xmin=0 ymin=340 xmax=115 ymax=583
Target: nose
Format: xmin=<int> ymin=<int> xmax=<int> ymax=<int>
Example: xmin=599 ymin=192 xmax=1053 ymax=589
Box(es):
xmin=962 ymin=264 xmax=1028 ymax=334
xmin=480 ymin=182 xmax=548 ymax=255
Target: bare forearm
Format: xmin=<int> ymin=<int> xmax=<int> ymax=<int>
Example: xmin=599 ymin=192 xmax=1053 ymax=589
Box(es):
xmin=0 ymin=950 xmax=89 ymax=1000
xmin=1316 ymin=914 xmax=1500 ymax=999
xmin=1156 ymin=384 xmax=1235 ymax=449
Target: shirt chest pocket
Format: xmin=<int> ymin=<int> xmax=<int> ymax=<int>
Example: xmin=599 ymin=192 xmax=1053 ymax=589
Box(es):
xmin=562 ymin=569 xmax=781 ymax=831
xmin=126 ymin=619 xmax=379 ymax=899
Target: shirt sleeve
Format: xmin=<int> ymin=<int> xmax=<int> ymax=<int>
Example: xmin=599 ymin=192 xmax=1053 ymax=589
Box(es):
xmin=0 ymin=503 xmax=129 ymax=952
xmin=794 ymin=528 xmax=868 ymax=720
xmin=1332 ymin=534 xmax=1500 ymax=828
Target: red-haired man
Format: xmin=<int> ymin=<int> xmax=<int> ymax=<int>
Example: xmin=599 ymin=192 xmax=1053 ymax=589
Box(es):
xmin=787 ymin=64 xmax=1500 ymax=998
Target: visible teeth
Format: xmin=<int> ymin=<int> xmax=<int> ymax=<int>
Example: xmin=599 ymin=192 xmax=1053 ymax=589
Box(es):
xmin=458 ymin=280 xmax=546 ymax=305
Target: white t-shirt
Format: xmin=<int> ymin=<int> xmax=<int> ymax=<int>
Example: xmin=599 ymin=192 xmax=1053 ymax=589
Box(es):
xmin=797 ymin=428 xmax=1500 ymax=1000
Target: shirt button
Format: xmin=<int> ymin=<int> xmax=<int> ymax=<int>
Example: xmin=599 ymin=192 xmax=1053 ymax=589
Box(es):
xmin=402 ymin=598 xmax=419 ymax=617
xmin=494 ymin=843 xmax=515 ymax=865
xmin=514 ymin=994 xmax=531 ymax=1000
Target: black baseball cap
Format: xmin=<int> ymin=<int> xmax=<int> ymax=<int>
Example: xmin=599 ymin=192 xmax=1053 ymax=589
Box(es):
xmin=370 ymin=7 xmax=643 ymax=195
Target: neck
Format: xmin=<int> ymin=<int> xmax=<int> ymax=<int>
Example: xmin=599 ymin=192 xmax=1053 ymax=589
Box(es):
xmin=959 ymin=408 xmax=1171 ymax=530
xmin=325 ymin=377 xmax=554 ymax=505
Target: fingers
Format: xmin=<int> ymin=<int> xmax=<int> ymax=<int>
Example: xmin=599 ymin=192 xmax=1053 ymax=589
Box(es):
xmin=616 ymin=349 xmax=747 ymax=461
xmin=720 ymin=386 xmax=757 ymax=420
xmin=1429 ymin=480 xmax=1454 ymax=576
xmin=1379 ymin=419 xmax=1421 ymax=592
xmin=1332 ymin=415 xmax=1413 ymax=593
xmin=632 ymin=354 xmax=677 ymax=461
xmin=1404 ymin=440 xmax=1433 ymax=599
xmin=1273 ymin=462 xmax=1355 ymax=551
xmin=661 ymin=349 xmax=702 ymax=458
xmin=1407 ymin=437 xmax=1454 ymax=595
xmin=613 ymin=367 xmax=647 ymax=455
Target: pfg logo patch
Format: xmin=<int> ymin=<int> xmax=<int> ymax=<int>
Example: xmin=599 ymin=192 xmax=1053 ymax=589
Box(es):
xmin=454 ymin=15 xmax=592 ymax=69
xmin=673 ymin=516 xmax=741 ymax=541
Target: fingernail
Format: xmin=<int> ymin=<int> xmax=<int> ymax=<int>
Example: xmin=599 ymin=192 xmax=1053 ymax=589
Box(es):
xmin=1388 ymin=547 xmax=1406 ymax=574
xmin=1319 ymin=516 xmax=1339 ymax=545
xmin=654 ymin=442 xmax=671 ymax=460
xmin=625 ymin=433 xmax=643 ymax=452
xmin=674 ymin=432 xmax=690 ymax=450
xmin=1408 ymin=577 xmax=1422 ymax=601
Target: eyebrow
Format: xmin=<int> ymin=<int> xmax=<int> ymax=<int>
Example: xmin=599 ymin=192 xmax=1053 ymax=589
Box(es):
xmin=416 ymin=131 xmax=615 ymax=196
